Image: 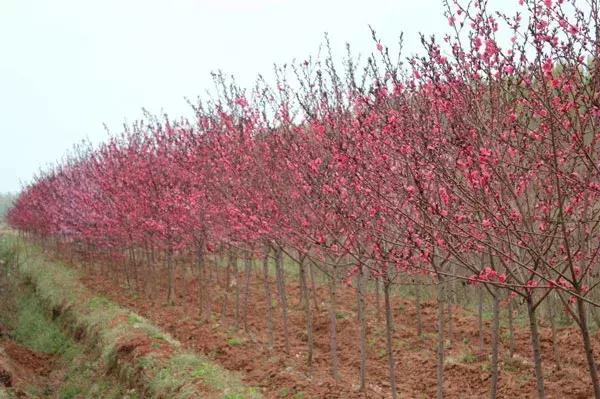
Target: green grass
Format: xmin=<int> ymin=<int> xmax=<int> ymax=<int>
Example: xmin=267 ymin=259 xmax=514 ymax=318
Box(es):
xmin=150 ymin=353 xmax=261 ymax=398
xmin=13 ymin=292 xmax=80 ymax=360
xmin=227 ymin=336 xmax=245 ymax=347
xmin=0 ymin=388 xmax=17 ymax=399
xmin=503 ymin=355 xmax=531 ymax=373
xmin=55 ymin=354 xmax=143 ymax=399
xmin=459 ymin=351 xmax=478 ymax=364
xmin=0 ymin=234 xmax=262 ymax=399
xmin=277 ymin=387 xmax=306 ymax=399
xmin=0 ymin=236 xmax=140 ymax=399
xmin=335 ymin=310 xmax=352 ymax=320
xmin=57 ymin=385 xmax=82 ymax=399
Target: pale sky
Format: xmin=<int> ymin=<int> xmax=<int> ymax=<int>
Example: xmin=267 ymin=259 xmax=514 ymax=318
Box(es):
xmin=0 ymin=0 xmax=456 ymax=193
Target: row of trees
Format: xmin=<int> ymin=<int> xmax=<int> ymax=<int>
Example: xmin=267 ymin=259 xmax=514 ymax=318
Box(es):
xmin=8 ymin=0 xmax=600 ymax=397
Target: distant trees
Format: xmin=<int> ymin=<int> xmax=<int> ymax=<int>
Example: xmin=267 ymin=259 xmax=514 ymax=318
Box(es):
xmin=0 ymin=193 xmax=17 ymax=223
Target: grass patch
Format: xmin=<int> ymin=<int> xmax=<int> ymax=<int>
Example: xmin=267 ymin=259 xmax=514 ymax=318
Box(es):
xmin=335 ymin=310 xmax=353 ymax=320
xmin=503 ymin=355 xmax=531 ymax=373
xmin=227 ymin=336 xmax=245 ymax=347
xmin=0 ymin=237 xmax=140 ymax=399
xmin=56 ymin=355 xmax=142 ymax=399
xmin=89 ymin=295 xmax=113 ymax=310
xmin=0 ymin=388 xmax=17 ymax=399
xmin=150 ymin=353 xmax=261 ymax=398
xmin=13 ymin=292 xmax=80 ymax=359
xmin=459 ymin=352 xmax=478 ymax=364
xmin=0 ymin=234 xmax=262 ymax=399
xmin=58 ymin=385 xmax=82 ymax=399
xmin=277 ymin=387 xmax=306 ymax=399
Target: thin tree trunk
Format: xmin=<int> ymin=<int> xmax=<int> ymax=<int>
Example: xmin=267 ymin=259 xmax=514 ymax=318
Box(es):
xmin=262 ymin=248 xmax=274 ymax=350
xmin=490 ymin=289 xmax=500 ymax=399
xmin=383 ymin=280 xmax=398 ymax=399
xmin=328 ymin=269 xmax=340 ymax=380
xmin=205 ymin=254 xmax=212 ymax=318
xmin=166 ymin=246 xmax=175 ymax=305
xmin=575 ymin=296 xmax=600 ymax=399
xmin=357 ymin=264 xmax=367 ymax=392
xmin=448 ymin=266 xmax=456 ymax=346
xmin=124 ymin=249 xmax=132 ymax=290
xmin=447 ymin=300 xmax=453 ymax=346
xmin=299 ymin=255 xmax=314 ymax=368
xmin=436 ymin=281 xmax=445 ymax=399
xmin=309 ymin=261 xmax=319 ymax=312
xmin=478 ymin=287 xmax=484 ymax=353
xmin=221 ymin=251 xmax=234 ymax=325
xmin=508 ymin=295 xmax=515 ymax=358
xmin=375 ymin=278 xmax=382 ymax=322
xmin=197 ymin=242 xmax=206 ymax=321
xmin=233 ymin=252 xmax=241 ymax=330
xmin=275 ymin=247 xmax=290 ymax=353
xmin=243 ymin=254 xmax=252 ymax=332
xmin=526 ymin=295 xmax=546 ymax=399
xmin=130 ymin=248 xmax=140 ymax=292
xmin=547 ymin=294 xmax=561 ymax=370
xmin=415 ymin=279 xmax=423 ymax=338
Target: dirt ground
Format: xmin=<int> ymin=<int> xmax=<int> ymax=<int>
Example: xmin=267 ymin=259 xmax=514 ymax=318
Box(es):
xmin=0 ymin=267 xmax=58 ymax=398
xmin=0 ymin=338 xmax=57 ymax=398
xmin=75 ymin=261 xmax=596 ymax=399
xmin=0 ymin=250 xmax=141 ymax=399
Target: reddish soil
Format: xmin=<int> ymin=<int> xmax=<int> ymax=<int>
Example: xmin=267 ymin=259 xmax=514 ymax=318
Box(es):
xmin=3 ymin=341 xmax=54 ymax=377
xmin=76 ymin=262 xmax=597 ymax=399
xmin=0 ymin=339 xmax=56 ymax=397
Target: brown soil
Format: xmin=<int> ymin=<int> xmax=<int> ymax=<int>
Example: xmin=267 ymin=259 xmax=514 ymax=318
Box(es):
xmin=75 ymin=262 xmax=597 ymax=399
xmin=0 ymin=267 xmax=57 ymax=398
xmin=3 ymin=341 xmax=54 ymax=377
xmin=0 ymin=339 xmax=56 ymax=397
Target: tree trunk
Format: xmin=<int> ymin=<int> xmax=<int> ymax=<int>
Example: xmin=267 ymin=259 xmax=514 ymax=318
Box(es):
xmin=130 ymin=248 xmax=141 ymax=292
xmin=124 ymin=249 xmax=132 ymax=290
xmin=299 ymin=255 xmax=314 ymax=368
xmin=575 ymin=295 xmax=600 ymax=399
xmin=243 ymin=254 xmax=252 ymax=332
xmin=383 ymin=280 xmax=398 ymax=399
xmin=508 ymin=295 xmax=515 ymax=358
xmin=375 ymin=277 xmax=382 ymax=321
xmin=478 ymin=287 xmax=484 ymax=354
xmin=220 ymin=251 xmax=234 ymax=325
xmin=275 ymin=247 xmax=290 ymax=353
xmin=196 ymin=242 xmax=207 ymax=321
xmin=447 ymin=300 xmax=453 ymax=346
xmin=357 ymin=264 xmax=367 ymax=392
xmin=547 ymin=294 xmax=561 ymax=370
xmin=436 ymin=281 xmax=445 ymax=399
xmin=526 ymin=295 xmax=546 ymax=399
xmin=309 ymin=261 xmax=319 ymax=312
xmin=490 ymin=289 xmax=500 ymax=399
xmin=262 ymin=248 xmax=274 ymax=350
xmin=233 ymin=252 xmax=241 ymax=330
xmin=166 ymin=246 xmax=175 ymax=305
xmin=415 ymin=279 xmax=423 ymax=338
xmin=328 ymin=270 xmax=340 ymax=381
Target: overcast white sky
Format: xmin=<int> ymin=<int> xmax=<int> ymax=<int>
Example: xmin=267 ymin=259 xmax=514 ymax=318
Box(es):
xmin=0 ymin=0 xmax=473 ymax=193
